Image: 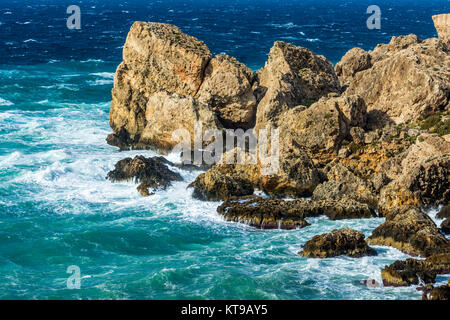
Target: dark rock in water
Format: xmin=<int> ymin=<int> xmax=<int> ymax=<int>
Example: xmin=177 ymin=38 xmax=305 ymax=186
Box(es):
xmin=188 ymin=168 xmax=254 ymax=201
xmin=107 ymin=155 xmax=183 ymax=196
xmin=437 ymin=204 xmax=450 ymax=219
xmin=367 ymin=206 xmax=450 ymax=257
xmin=422 ymin=280 xmax=450 ymax=300
xmin=441 ymin=218 xmax=450 ymax=234
xmin=217 ymin=196 xmax=376 ymax=229
xmin=362 ymin=279 xmax=380 ymax=288
xmin=381 ymin=259 xmax=436 ymax=287
xmin=217 ymin=196 xmax=310 ymax=230
xmin=299 ymin=227 xmax=377 ymax=258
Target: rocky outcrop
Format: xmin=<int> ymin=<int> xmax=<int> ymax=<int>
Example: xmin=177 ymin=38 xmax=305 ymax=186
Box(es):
xmin=255 ymin=41 xmax=340 ymax=130
xmin=432 ymin=14 xmax=450 ymax=45
xmin=277 ymin=95 xmax=366 ymax=164
xmin=299 ymin=228 xmax=376 ymax=258
xmin=343 ymin=36 xmax=450 ymax=124
xmin=196 ymin=54 xmax=256 ymax=128
xmin=188 ymin=166 xmax=254 ymax=201
xmin=107 ymin=155 xmax=183 ymax=196
xmin=108 ymin=22 xmax=258 ymax=152
xmin=381 ymin=254 xmax=449 ymax=287
xmin=377 ymin=134 xmax=450 ymax=214
xmin=437 ymin=204 xmax=450 ymax=219
xmin=422 ymin=280 xmax=450 ymax=300
xmin=217 ymin=196 xmax=375 ymax=229
xmin=312 ymin=163 xmax=377 ymax=208
xmin=367 ymin=207 xmax=450 ymax=257
xmin=335 ymin=48 xmax=372 ymax=86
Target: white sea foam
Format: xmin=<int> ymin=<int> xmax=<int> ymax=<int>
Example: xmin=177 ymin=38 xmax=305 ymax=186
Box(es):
xmin=0 ymin=97 xmax=13 ymax=106
xmin=89 ymin=72 xmax=114 ymax=79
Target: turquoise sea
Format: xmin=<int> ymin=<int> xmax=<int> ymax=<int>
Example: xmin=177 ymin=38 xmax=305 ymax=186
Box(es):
xmin=0 ymin=0 xmax=449 ymax=299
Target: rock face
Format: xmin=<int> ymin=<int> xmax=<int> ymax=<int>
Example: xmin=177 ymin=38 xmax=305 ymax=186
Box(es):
xmin=432 ymin=14 xmax=450 ymax=45
xmin=196 ymin=55 xmax=256 ymax=128
xmin=441 ymin=219 xmax=450 ymax=234
xmin=367 ymin=207 xmax=450 ymax=257
xmin=300 ymin=228 xmax=376 ymax=258
xmin=217 ymin=196 xmax=375 ymax=229
xmin=377 ymin=134 xmax=450 ymax=214
xmin=335 ymin=47 xmax=372 ymax=86
xmin=277 ymin=95 xmax=367 ymax=164
xmin=107 ymin=155 xmax=183 ymax=196
xmin=342 ymin=36 xmax=450 ymax=124
xmin=437 ymin=204 xmax=450 ymax=219
xmin=255 ymin=41 xmax=340 ymax=130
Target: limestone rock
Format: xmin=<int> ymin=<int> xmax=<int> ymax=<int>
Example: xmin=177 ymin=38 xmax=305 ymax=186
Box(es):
xmin=300 ymin=228 xmax=376 ymax=258
xmin=335 ymin=47 xmax=372 ymax=86
xmin=441 ymin=218 xmax=450 ymax=234
xmin=422 ymin=280 xmax=450 ymax=300
xmin=106 ymin=155 xmax=183 ymax=196
xmin=255 ymin=41 xmax=340 ymax=130
xmin=140 ymin=92 xmax=222 ymax=152
xmin=432 ymin=14 xmax=450 ymax=45
xmin=196 ymin=54 xmax=256 ymax=128
xmin=367 ymin=207 xmax=450 ymax=257
xmin=381 ymin=258 xmax=436 ymax=287
xmin=345 ymin=36 xmax=450 ymax=124
xmin=437 ymin=204 xmax=450 ymax=219
xmin=108 ymin=22 xmax=212 ymax=149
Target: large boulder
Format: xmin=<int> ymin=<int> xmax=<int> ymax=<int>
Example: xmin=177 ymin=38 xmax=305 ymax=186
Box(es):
xmin=277 ymin=95 xmax=366 ymax=164
xmin=335 ymin=47 xmax=372 ymax=86
xmin=299 ymin=228 xmax=377 ymax=258
xmin=107 ymin=155 xmax=183 ymax=196
xmin=441 ymin=219 xmax=450 ymax=234
xmin=377 ymin=134 xmax=450 ymax=214
xmin=422 ymin=280 xmax=450 ymax=300
xmin=196 ymin=54 xmax=256 ymax=128
xmin=344 ymin=36 xmax=450 ymax=124
xmin=437 ymin=204 xmax=450 ymax=219
xmin=367 ymin=207 xmax=450 ymax=257
xmin=432 ymin=14 xmax=450 ymax=45
xmin=255 ymin=41 xmax=340 ymax=130
xmin=108 ymin=22 xmax=212 ymax=149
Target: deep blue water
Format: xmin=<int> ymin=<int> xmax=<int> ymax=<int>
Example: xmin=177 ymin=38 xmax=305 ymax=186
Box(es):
xmin=0 ymin=0 xmax=449 ymax=299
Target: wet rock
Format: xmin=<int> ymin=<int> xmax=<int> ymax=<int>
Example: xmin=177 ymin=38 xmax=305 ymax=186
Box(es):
xmin=441 ymin=219 xmax=450 ymax=234
xmin=300 ymin=227 xmax=377 ymax=258
xmin=107 ymin=155 xmax=183 ymax=196
xmin=255 ymin=41 xmax=340 ymax=130
xmin=217 ymin=196 xmax=375 ymax=230
xmin=422 ymin=280 xmax=450 ymax=300
xmin=381 ymin=259 xmax=436 ymax=287
xmin=368 ymin=207 xmax=450 ymax=257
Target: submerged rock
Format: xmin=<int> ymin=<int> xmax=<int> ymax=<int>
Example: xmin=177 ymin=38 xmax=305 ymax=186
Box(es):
xmin=217 ymin=196 xmax=375 ymax=230
xmin=368 ymin=207 xmax=450 ymax=257
xmin=107 ymin=155 xmax=183 ymax=196
xmin=300 ymin=227 xmax=377 ymax=258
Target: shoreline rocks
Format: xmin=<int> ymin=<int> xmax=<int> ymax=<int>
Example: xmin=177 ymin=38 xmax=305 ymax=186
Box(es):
xmin=300 ymin=228 xmax=377 ymax=258
xmin=106 ymin=155 xmax=183 ymax=196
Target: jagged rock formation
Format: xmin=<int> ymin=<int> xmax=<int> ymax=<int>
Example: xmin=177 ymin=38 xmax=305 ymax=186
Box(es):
xmin=441 ymin=219 xmax=450 ymax=234
xmin=335 ymin=47 xmax=372 ymax=86
xmin=437 ymin=204 xmax=450 ymax=219
xmin=299 ymin=228 xmax=376 ymax=258
xmin=367 ymin=207 xmax=450 ymax=257
xmin=342 ymin=35 xmax=450 ymax=124
xmin=255 ymin=41 xmax=340 ymax=131
xmin=106 ymin=155 xmax=183 ymax=196
xmin=422 ymin=280 xmax=450 ymax=300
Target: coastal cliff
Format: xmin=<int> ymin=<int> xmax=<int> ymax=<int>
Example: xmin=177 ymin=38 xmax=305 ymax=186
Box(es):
xmin=107 ymin=14 xmax=450 ymax=297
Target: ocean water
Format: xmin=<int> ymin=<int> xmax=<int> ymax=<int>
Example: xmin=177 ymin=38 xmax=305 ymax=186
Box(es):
xmin=0 ymin=0 xmax=449 ymax=300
